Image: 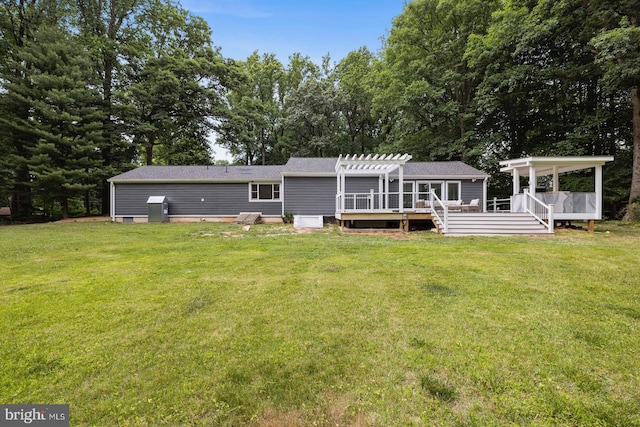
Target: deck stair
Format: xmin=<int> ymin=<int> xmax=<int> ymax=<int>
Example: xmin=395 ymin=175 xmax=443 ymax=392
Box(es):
xmin=441 ymin=212 xmax=551 ymax=236
xmin=233 ymin=212 xmax=261 ymax=225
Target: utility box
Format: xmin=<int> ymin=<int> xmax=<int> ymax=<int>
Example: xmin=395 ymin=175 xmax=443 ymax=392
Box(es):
xmin=293 ymin=215 xmax=323 ymax=229
xmin=147 ymin=196 xmax=169 ymax=223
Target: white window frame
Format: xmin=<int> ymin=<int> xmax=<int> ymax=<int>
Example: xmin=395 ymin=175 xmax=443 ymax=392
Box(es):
xmin=446 ymin=181 xmax=461 ymax=202
xmin=249 ymin=183 xmax=281 ymax=202
xmin=417 ymin=181 xmax=444 ymax=200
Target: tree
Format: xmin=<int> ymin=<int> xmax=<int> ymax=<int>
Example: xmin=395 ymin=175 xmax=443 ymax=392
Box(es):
xmin=591 ymin=6 xmax=640 ymax=214
xmin=125 ymin=1 xmax=228 ymax=166
xmin=0 ymin=0 xmax=55 ymax=218
xmin=375 ymin=0 xmax=500 ymax=163
xmin=282 ymin=77 xmax=347 ymax=157
xmin=217 ymin=52 xmax=320 ymax=165
xmin=22 ymin=25 xmax=103 ymax=218
xmin=335 ymin=47 xmax=379 ymax=154
xmin=75 ymin=0 xmax=143 ymax=214
xmin=217 ymin=52 xmax=285 ymax=165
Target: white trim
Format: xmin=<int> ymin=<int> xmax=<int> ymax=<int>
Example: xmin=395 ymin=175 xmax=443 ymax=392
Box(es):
xmin=248 ymin=182 xmax=282 ymax=202
xmin=595 ymin=165 xmax=603 ymax=219
xmin=499 ymin=156 xmax=614 ymax=176
xmin=483 ymin=178 xmax=488 ymax=212
xmin=445 ymin=181 xmax=462 ymax=201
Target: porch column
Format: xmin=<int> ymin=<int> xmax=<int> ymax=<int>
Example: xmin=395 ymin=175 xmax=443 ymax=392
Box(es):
xmin=399 ymin=165 xmax=404 ymax=213
xmin=552 ymin=166 xmax=559 ymax=192
xmin=483 ymin=177 xmax=488 ymax=212
xmin=513 ymin=168 xmax=520 ymax=194
xmin=340 ymin=168 xmax=346 ymax=213
xmin=595 ymin=165 xmax=603 ymax=219
xmin=529 ymin=165 xmax=536 ymax=197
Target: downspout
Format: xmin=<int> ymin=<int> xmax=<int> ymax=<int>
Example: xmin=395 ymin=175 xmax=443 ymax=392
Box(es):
xmin=281 ymin=176 xmax=285 ymax=218
xmin=110 ymin=181 xmax=115 ymax=222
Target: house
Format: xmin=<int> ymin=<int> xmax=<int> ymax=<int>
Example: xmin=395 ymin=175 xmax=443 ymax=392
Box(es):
xmin=108 ymin=154 xmax=488 ymax=231
xmin=108 ymin=154 xmax=613 ymax=234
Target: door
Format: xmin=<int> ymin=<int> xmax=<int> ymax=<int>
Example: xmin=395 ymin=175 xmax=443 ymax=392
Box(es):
xmin=403 ymin=182 xmax=414 ymax=208
xmin=417 ymin=181 xmax=443 ymax=202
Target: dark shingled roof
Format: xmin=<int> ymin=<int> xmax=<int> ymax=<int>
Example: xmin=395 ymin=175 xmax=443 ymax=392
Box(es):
xmin=109 ymin=165 xmax=284 ymax=182
xmin=283 ymin=157 xmax=487 ymax=177
xmin=109 ymin=158 xmax=488 ymax=182
xmin=403 ymin=161 xmax=487 ymax=177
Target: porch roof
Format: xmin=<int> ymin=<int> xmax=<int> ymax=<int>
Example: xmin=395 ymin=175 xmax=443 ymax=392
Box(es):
xmin=499 ymin=156 xmax=614 ymax=177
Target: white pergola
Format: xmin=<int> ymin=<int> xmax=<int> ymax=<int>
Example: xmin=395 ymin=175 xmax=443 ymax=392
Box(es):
xmin=335 ymin=154 xmax=412 ymax=212
xmin=499 ymin=156 xmax=614 ymax=220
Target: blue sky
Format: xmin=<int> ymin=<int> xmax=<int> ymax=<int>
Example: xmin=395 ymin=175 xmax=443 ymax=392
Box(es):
xmin=181 ymin=0 xmax=406 ymax=64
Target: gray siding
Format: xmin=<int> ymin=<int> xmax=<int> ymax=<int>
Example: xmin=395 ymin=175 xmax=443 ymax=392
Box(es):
xmin=345 ymin=177 xmax=380 ymax=193
xmin=115 ymin=183 xmax=282 ymax=216
xmin=283 ymin=177 xmax=335 ymax=215
xmin=460 ymin=179 xmax=484 ymax=204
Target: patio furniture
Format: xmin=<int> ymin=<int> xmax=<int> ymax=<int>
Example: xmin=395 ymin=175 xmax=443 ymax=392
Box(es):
xmin=461 ymin=198 xmax=480 ymax=212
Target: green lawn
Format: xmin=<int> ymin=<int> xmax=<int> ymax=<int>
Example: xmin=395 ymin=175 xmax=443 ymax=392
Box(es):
xmin=1 ymin=221 xmax=639 ymax=426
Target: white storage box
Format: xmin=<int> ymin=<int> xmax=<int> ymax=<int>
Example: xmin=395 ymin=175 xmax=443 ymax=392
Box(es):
xmin=293 ymin=215 xmax=324 ymax=228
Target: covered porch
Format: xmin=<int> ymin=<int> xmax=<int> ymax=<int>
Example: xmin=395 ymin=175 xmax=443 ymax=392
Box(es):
xmin=499 ymin=156 xmax=614 ymax=225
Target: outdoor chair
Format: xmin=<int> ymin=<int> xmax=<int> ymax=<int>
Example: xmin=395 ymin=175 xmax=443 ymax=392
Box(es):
xmin=461 ymin=198 xmax=481 ymax=212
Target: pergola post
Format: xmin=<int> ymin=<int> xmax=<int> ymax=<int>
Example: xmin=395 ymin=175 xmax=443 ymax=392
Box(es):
xmin=399 ymin=164 xmax=404 ymax=213
xmin=552 ymin=166 xmax=559 ymax=192
xmin=513 ymin=168 xmax=520 ymax=194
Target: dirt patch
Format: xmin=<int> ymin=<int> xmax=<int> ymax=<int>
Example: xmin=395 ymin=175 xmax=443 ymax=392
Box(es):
xmin=56 ymin=216 xmax=111 ymax=223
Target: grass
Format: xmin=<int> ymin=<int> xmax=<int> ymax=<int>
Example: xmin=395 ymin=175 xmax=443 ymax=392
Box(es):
xmin=1 ymin=220 xmax=639 ymax=426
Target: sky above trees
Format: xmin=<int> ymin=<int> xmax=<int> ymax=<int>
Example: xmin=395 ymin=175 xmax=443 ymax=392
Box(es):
xmin=180 ymin=0 xmax=405 ymax=64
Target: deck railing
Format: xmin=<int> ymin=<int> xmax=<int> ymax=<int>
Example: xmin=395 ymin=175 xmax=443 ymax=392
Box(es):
xmin=489 ymin=197 xmax=511 ymax=212
xmin=337 ymin=191 xmax=402 ymax=212
xmin=523 ymin=189 xmax=554 ymax=233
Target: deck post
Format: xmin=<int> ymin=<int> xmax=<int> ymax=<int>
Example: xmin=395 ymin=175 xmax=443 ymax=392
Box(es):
xmin=513 ymin=168 xmax=520 ymax=194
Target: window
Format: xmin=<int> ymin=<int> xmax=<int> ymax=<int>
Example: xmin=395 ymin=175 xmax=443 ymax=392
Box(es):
xmin=446 ymin=182 xmax=460 ymax=201
xmin=250 ymin=183 xmax=281 ymax=201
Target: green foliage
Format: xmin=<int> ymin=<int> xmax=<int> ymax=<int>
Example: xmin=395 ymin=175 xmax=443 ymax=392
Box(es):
xmin=374 ymin=0 xmax=500 ymax=163
xmin=281 ymin=211 xmax=294 ymax=224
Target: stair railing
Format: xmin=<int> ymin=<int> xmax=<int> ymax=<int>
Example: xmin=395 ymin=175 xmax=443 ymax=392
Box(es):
xmin=523 ymin=189 xmax=554 ymax=233
xmin=430 ymin=191 xmax=448 ymax=233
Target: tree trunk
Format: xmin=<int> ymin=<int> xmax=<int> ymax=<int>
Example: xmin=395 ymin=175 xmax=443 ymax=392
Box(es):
xmin=629 ymin=86 xmax=640 ymax=201
xmin=146 ymin=134 xmax=155 ymax=165
xmin=624 ymin=85 xmax=640 ymax=220
xmin=61 ymin=196 xmax=69 ymax=219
